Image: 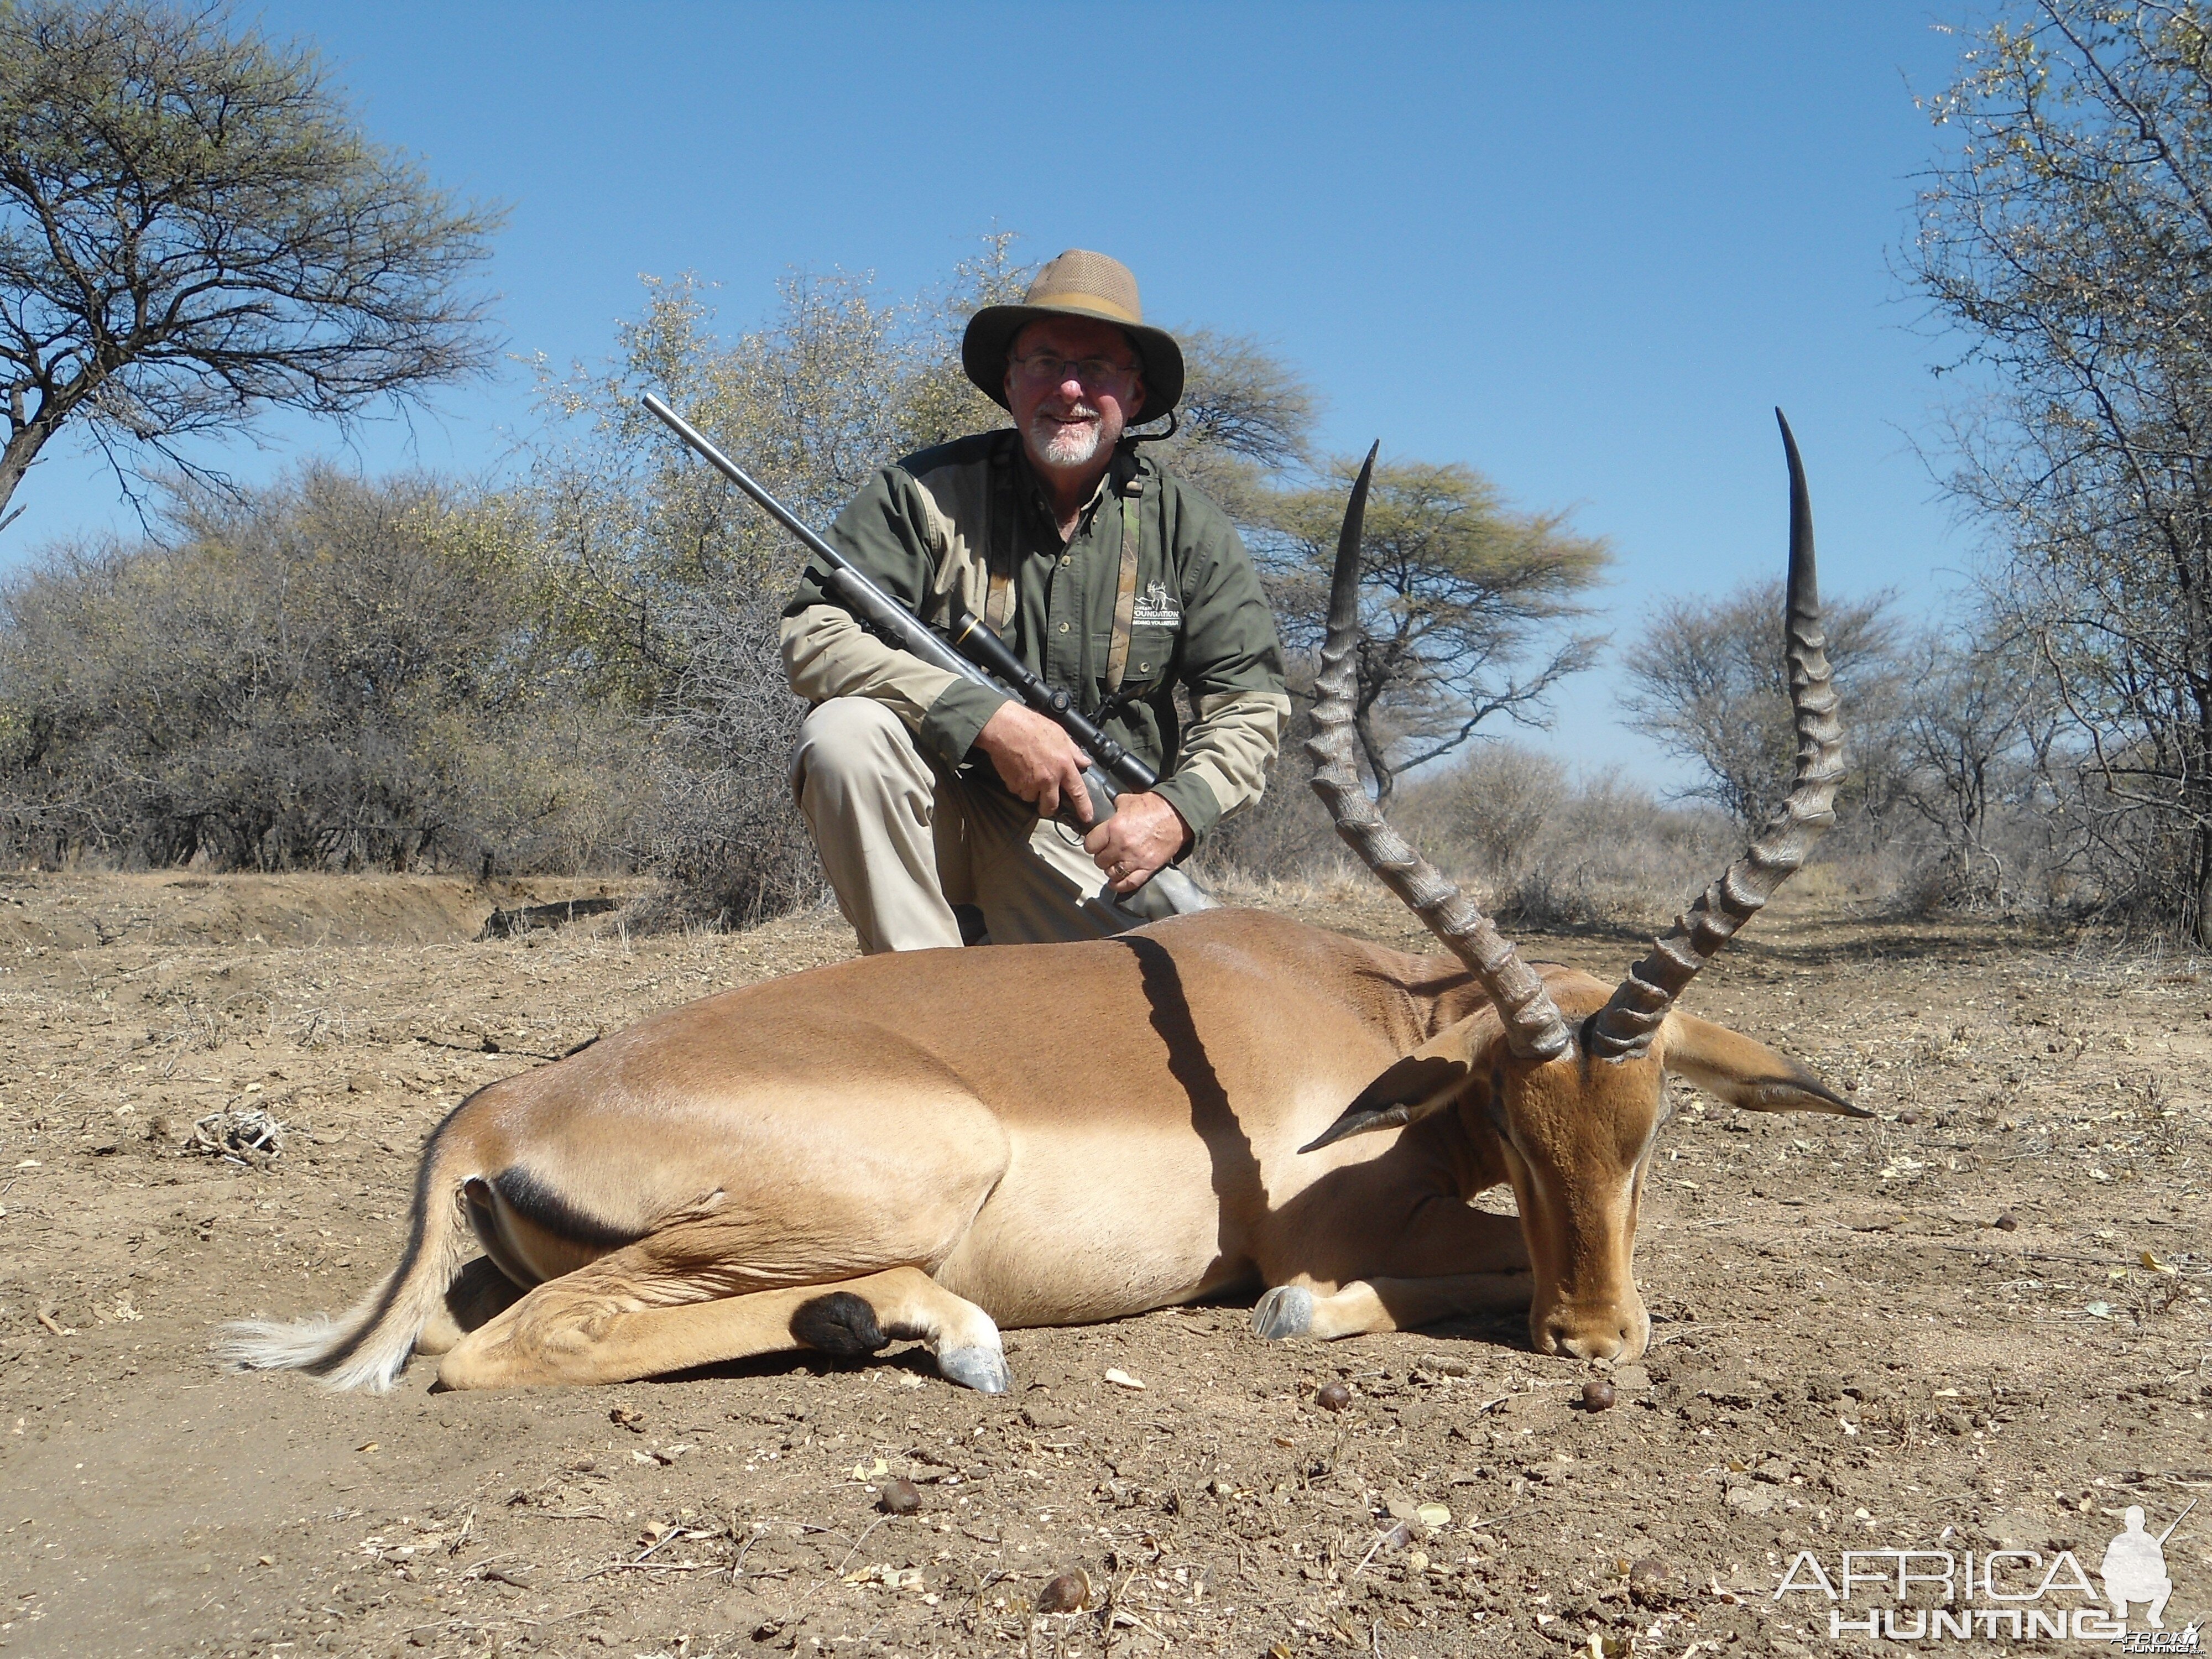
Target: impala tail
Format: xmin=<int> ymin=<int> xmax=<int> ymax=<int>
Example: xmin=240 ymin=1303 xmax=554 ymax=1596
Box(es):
xmin=215 ymin=1117 xmax=478 ymax=1392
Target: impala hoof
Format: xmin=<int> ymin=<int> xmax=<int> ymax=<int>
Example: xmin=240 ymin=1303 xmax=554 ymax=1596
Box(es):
xmin=938 ymin=1345 xmax=1011 ymax=1394
xmin=1253 ymin=1286 xmax=1313 ymax=1340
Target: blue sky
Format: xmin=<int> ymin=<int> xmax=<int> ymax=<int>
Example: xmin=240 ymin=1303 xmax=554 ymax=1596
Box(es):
xmin=8 ymin=2 xmax=1982 ymax=781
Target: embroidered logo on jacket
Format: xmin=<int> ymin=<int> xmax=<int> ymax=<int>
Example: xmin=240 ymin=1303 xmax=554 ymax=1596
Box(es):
xmin=1131 ymin=580 xmax=1181 ymax=628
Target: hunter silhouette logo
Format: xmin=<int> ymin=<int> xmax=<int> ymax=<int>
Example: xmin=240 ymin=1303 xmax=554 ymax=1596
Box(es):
xmin=2102 ymin=1500 xmax=2196 ymax=1640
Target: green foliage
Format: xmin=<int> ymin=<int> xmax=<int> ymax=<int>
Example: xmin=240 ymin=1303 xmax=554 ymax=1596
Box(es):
xmin=0 ymin=0 xmax=501 ymax=528
xmin=1256 ymin=455 xmax=1608 ymax=797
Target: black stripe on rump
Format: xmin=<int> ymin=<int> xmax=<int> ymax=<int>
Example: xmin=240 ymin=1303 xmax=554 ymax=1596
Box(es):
xmin=491 ymin=1165 xmax=643 ymax=1251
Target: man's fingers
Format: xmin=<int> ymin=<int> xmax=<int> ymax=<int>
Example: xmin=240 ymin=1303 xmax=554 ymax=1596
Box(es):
xmin=1063 ymin=764 xmax=1094 ymax=825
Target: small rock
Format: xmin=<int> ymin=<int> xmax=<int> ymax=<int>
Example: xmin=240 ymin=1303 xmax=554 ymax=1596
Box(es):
xmin=1036 ymin=1568 xmax=1089 ymax=1613
xmin=1725 ymin=1484 xmax=1778 ymax=1515
xmin=1103 ymin=1367 xmax=1146 ymax=1390
xmin=878 ymin=1478 xmax=922 ymax=1515
xmin=609 ymin=1406 xmax=645 ymax=1432
xmin=1628 ymin=1555 xmax=1676 ymax=1608
xmin=1019 ymin=1402 xmax=1072 ymax=1431
xmin=1316 ymin=1381 xmax=1352 ymax=1412
xmin=1995 ymin=1212 xmax=2019 ymax=1232
xmin=1581 ymin=1379 xmax=1616 ymax=1412
xmin=346 ymin=1074 xmax=375 ymax=1094
xmin=1385 ymin=1492 xmax=1420 ymax=1521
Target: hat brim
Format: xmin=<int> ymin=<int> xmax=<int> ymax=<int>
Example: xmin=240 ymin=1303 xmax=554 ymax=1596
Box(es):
xmin=962 ymin=302 xmax=1185 ymax=418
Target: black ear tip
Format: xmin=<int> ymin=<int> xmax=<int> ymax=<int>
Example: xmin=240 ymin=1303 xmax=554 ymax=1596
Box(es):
xmin=1298 ymin=1103 xmax=1405 ymax=1154
xmin=1298 ymin=1119 xmax=1357 ymax=1154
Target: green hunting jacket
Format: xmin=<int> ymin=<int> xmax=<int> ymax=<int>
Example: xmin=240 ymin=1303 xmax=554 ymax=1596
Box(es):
xmin=779 ymin=431 xmax=1289 ymax=845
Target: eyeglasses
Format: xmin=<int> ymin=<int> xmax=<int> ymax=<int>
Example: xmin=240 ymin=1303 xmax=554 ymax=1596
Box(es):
xmin=1009 ymin=351 xmax=1139 ymax=388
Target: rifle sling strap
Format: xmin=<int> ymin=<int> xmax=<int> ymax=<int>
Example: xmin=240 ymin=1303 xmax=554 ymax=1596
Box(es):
xmin=985 ymin=439 xmax=1018 ymax=634
xmin=1104 ymin=473 xmax=1145 ymax=695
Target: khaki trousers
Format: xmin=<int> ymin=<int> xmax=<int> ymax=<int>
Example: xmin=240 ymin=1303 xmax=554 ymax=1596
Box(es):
xmin=791 ymin=697 xmax=1176 ymax=954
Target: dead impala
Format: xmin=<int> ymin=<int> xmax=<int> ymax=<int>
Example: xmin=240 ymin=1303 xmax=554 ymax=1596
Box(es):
xmin=222 ymin=412 xmax=1863 ymax=1394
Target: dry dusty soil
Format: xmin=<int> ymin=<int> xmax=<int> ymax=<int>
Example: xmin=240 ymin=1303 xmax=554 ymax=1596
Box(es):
xmin=0 ymin=870 xmax=2207 ymax=1659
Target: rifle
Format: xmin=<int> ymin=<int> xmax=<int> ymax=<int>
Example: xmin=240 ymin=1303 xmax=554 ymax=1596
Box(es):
xmin=640 ymin=393 xmax=1217 ymax=919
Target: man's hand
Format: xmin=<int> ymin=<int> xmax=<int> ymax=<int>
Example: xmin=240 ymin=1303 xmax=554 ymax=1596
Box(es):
xmin=977 ymin=702 xmax=1093 ymax=823
xmin=1084 ymin=792 xmax=1191 ymax=894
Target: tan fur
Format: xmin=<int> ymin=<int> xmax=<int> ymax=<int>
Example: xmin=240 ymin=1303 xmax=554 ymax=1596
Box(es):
xmin=218 ymin=908 xmax=1860 ymax=1392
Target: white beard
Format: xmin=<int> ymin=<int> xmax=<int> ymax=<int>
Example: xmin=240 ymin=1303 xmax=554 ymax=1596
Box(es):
xmin=1028 ymin=407 xmax=1103 ymax=469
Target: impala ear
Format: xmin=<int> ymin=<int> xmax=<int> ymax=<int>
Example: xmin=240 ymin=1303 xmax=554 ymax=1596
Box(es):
xmin=1301 ymin=1012 xmax=1499 ymax=1152
xmin=1663 ymin=1011 xmax=1870 ymax=1118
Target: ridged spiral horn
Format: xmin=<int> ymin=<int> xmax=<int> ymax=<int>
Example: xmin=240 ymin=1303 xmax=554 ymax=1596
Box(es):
xmin=1306 ymin=443 xmax=1572 ymax=1062
xmin=1587 ymin=410 xmax=1845 ymax=1060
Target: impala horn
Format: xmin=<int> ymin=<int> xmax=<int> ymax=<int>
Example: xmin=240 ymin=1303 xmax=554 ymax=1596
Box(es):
xmin=1587 ymin=410 xmax=1845 ymax=1061
xmin=1306 ymin=444 xmax=1572 ymax=1062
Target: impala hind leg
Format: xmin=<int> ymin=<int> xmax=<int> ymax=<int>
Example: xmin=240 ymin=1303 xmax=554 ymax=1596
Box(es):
xmin=435 ymin=1265 xmax=1008 ymax=1392
xmin=413 ymin=1256 xmax=527 ymax=1358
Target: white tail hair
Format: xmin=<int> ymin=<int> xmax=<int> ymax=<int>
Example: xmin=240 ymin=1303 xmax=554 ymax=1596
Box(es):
xmin=216 ymin=1131 xmax=477 ymax=1392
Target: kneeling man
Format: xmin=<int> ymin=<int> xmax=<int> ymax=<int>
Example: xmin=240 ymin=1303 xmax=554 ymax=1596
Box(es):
xmin=781 ymin=250 xmax=1288 ymax=952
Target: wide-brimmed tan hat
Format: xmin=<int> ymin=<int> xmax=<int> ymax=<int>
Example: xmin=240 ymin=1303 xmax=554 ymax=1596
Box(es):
xmin=962 ymin=249 xmax=1185 ymax=416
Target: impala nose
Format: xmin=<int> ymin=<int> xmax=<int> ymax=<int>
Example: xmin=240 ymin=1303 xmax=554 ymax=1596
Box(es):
xmin=1535 ymin=1298 xmax=1649 ymax=1362
xmin=1542 ymin=1317 xmax=1630 ymax=1361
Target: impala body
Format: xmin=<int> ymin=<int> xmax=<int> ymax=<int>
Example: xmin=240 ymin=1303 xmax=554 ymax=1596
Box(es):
xmin=224 ymin=413 xmax=1861 ymax=1395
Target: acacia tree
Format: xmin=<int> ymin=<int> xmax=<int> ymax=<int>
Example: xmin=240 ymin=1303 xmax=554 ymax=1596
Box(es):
xmin=1259 ymin=456 xmax=1608 ymax=799
xmin=1908 ymin=1 xmax=2212 ymax=939
xmin=0 ymin=0 xmax=501 ymax=531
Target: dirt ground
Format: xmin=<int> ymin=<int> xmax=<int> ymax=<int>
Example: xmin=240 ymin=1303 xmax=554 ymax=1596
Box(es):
xmin=0 ymin=869 xmax=2206 ymax=1659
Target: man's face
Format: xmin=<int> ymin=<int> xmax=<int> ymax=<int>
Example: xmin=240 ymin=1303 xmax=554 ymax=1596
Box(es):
xmin=1003 ymin=317 xmax=1146 ymax=481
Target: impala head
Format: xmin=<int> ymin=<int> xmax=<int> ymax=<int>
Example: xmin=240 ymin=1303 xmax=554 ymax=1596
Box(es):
xmin=1303 ymin=416 xmax=1869 ymax=1360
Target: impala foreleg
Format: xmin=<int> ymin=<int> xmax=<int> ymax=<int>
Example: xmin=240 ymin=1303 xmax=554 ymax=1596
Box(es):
xmin=435 ymin=1264 xmax=1008 ymax=1392
xmin=1256 ymin=1271 xmax=1536 ymax=1340
xmin=1251 ymin=1185 xmax=1532 ymax=1342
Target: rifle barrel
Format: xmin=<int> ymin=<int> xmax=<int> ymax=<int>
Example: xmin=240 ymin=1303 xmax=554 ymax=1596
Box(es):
xmin=641 ymin=393 xmax=840 ymax=571
xmin=2157 ymin=1497 xmax=2197 ymax=1546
